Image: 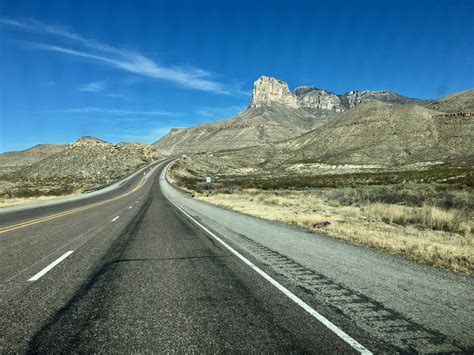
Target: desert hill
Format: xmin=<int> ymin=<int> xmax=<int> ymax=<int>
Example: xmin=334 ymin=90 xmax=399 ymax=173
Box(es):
xmin=1 ymin=136 xmax=159 ymax=198
xmin=426 ymin=89 xmax=474 ymax=113
xmin=0 ymin=143 xmax=68 ymax=175
xmin=276 ymin=102 xmax=473 ymax=168
xmin=153 ymin=103 xmax=315 ymax=155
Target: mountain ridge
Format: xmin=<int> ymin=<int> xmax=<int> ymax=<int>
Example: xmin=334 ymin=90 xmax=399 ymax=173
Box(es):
xmin=168 ymin=90 xmax=473 ymax=180
xmin=153 ymin=75 xmax=431 ymax=155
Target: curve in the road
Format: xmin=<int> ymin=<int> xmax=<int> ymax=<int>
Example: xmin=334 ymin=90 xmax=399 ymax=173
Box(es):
xmin=0 ymin=162 xmax=163 ymax=235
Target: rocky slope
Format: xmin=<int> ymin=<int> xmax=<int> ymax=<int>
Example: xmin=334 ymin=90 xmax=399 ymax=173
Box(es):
xmin=153 ymin=103 xmax=317 ymax=155
xmin=277 ymin=102 xmax=473 ymax=168
xmin=0 ymin=144 xmax=68 ymax=175
xmin=425 ymin=89 xmax=474 ymax=113
xmin=154 ymin=75 xmax=425 ymax=155
xmin=1 ymin=137 xmax=159 ymax=198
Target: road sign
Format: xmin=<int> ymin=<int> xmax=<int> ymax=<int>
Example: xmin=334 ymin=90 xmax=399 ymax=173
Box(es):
xmin=205 ymin=176 xmax=212 ymax=183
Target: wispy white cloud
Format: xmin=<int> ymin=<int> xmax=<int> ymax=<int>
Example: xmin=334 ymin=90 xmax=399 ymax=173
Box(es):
xmin=195 ymin=105 xmax=246 ymax=118
xmin=79 ymin=80 xmax=106 ymax=93
xmin=47 ymin=107 xmax=181 ymax=116
xmin=1 ymin=18 xmax=230 ymax=94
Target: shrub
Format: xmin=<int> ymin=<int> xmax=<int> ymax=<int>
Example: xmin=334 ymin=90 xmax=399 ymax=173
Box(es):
xmin=364 ymin=203 xmax=468 ymax=234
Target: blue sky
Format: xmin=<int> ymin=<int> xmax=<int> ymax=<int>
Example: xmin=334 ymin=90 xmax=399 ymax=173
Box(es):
xmin=1 ymin=0 xmax=473 ymax=152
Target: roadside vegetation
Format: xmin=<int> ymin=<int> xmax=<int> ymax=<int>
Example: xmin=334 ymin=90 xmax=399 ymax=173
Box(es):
xmin=169 ymin=163 xmax=474 ymax=274
xmin=0 ymin=193 xmax=81 ymax=208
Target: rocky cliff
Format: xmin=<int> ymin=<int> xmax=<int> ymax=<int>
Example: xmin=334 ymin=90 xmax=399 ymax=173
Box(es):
xmin=295 ymin=86 xmax=344 ymax=112
xmin=249 ymin=76 xmax=426 ymax=112
xmin=249 ymin=76 xmax=299 ymax=108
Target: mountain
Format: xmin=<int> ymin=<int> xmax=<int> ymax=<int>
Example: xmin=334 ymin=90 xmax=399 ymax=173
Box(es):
xmin=170 ymin=94 xmax=473 ymax=180
xmin=1 ymin=136 xmax=159 ymax=198
xmin=154 ymin=75 xmax=425 ymax=155
xmin=0 ymin=144 xmax=68 ymax=175
xmin=154 ymin=77 xmax=318 ymax=155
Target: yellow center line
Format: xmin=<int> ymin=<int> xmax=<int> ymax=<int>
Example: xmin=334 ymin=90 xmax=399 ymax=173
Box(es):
xmin=0 ymin=175 xmax=148 ymax=235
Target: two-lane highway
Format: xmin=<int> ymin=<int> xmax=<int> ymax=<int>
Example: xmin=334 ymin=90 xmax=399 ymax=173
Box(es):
xmin=1 ymin=161 xmax=472 ymax=353
xmin=0 ymin=161 xmax=374 ymax=353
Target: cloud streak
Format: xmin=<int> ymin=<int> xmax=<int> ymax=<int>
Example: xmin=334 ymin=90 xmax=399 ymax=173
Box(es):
xmin=1 ymin=18 xmax=229 ymax=94
xmin=47 ymin=107 xmax=181 ymax=116
xmin=79 ymin=80 xmax=106 ymax=93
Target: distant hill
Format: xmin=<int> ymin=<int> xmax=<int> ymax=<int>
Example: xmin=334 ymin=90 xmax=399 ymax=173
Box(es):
xmin=153 ymin=103 xmax=315 ymax=155
xmin=425 ymin=89 xmax=474 ymax=113
xmin=277 ymin=102 xmax=473 ymax=167
xmin=1 ymin=136 xmax=159 ymax=197
xmin=0 ymin=144 xmax=68 ymax=175
xmin=154 ymin=75 xmax=425 ymax=155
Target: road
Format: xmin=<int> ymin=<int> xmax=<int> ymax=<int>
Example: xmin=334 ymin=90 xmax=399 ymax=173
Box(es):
xmin=0 ymin=161 xmax=472 ymax=353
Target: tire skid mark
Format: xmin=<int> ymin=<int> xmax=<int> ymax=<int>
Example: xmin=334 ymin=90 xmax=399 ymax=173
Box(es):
xmin=225 ymin=231 xmax=464 ymax=353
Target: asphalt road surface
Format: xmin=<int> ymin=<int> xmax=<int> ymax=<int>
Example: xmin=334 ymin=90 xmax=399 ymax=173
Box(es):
xmin=1 ymin=161 xmax=472 ymax=353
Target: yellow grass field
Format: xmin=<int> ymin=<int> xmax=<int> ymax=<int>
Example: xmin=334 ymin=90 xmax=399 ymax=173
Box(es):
xmin=197 ymin=188 xmax=473 ymax=274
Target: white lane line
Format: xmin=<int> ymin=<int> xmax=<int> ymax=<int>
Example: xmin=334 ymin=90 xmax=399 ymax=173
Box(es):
xmin=112 ymin=216 xmax=120 ymax=222
xmin=168 ymin=200 xmax=372 ymax=355
xmin=129 ymin=206 xmax=133 ymax=209
xmin=28 ymin=251 xmax=74 ymax=282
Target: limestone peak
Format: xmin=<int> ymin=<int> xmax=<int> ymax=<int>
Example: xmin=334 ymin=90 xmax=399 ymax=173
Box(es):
xmin=249 ymin=76 xmax=299 ymax=108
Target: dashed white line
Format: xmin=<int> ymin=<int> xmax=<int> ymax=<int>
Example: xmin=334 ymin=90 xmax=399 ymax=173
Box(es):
xmin=112 ymin=216 xmax=120 ymax=222
xmin=129 ymin=206 xmax=133 ymax=209
xmin=168 ymin=200 xmax=372 ymax=355
xmin=28 ymin=251 xmax=74 ymax=282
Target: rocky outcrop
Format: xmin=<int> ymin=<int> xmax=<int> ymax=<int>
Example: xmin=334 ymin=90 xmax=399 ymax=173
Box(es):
xmin=249 ymin=76 xmax=425 ymax=112
xmin=340 ymin=90 xmax=425 ymax=109
xmin=295 ymin=86 xmax=344 ymax=112
xmin=249 ymin=76 xmax=299 ymax=108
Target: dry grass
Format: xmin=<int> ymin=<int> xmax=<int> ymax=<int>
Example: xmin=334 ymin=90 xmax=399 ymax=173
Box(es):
xmin=363 ymin=203 xmax=467 ymax=234
xmin=197 ymin=189 xmax=474 ymax=274
xmin=0 ymin=191 xmax=81 ymax=208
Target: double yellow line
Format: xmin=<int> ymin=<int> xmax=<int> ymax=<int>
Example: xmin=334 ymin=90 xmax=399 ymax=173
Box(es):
xmin=0 ymin=174 xmax=148 ymax=235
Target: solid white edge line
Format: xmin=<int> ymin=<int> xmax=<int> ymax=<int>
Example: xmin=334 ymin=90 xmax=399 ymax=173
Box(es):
xmin=168 ymin=199 xmax=372 ymax=355
xmin=112 ymin=216 xmax=120 ymax=222
xmin=28 ymin=250 xmax=74 ymax=282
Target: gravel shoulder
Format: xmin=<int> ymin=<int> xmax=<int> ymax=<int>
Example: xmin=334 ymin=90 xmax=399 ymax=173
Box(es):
xmin=160 ymin=164 xmax=474 ymax=352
